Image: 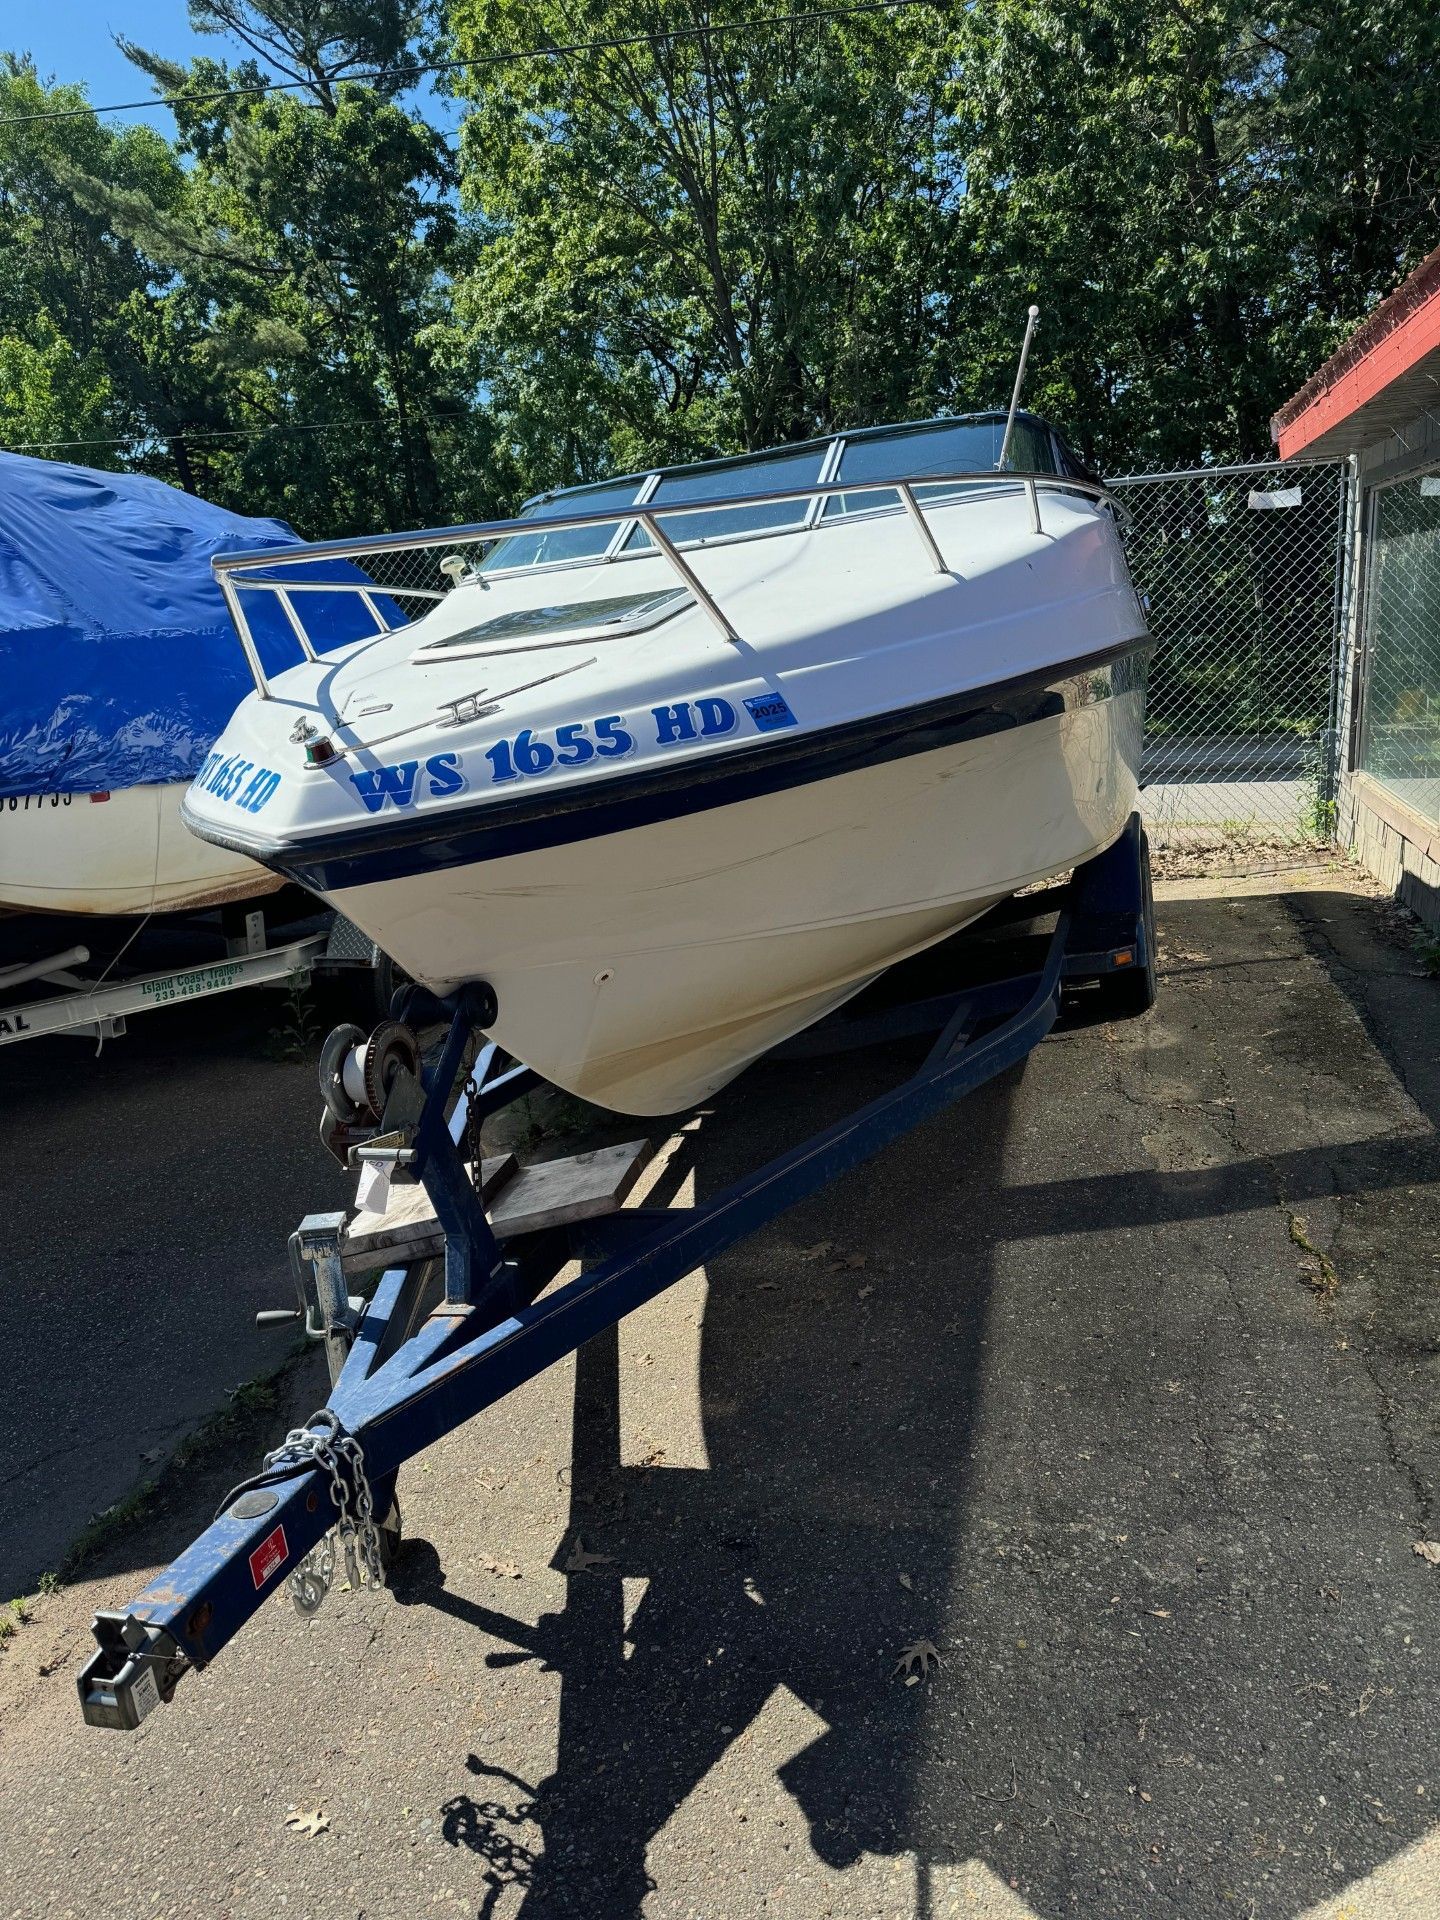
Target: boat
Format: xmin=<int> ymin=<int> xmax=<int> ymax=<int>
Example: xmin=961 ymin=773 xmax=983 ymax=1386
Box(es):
xmin=182 ymin=408 xmax=1151 ymax=1114
xmin=0 ymin=454 xmax=381 ymax=915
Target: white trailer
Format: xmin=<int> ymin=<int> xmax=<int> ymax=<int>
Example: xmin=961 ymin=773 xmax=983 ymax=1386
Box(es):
xmin=0 ymin=906 xmax=393 ymax=1047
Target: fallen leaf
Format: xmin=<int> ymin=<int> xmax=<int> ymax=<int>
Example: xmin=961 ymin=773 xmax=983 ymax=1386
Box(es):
xmin=139 ymin=1447 xmax=164 ymax=1465
xmin=799 ymin=1241 xmax=834 ymax=1260
xmin=858 ymin=1286 xmax=874 ymax=1300
xmin=1147 ymin=1609 xmax=1172 ymax=1619
xmin=898 ymin=1573 xmax=913 ymax=1591
xmin=827 ymin=1251 xmax=870 ymax=1273
xmin=564 ymin=1538 xmax=614 ymax=1574
xmin=285 ymin=1807 xmax=330 ymax=1838
xmin=893 ymin=1638 xmax=941 ymax=1683
xmin=483 ymin=1558 xmax=522 ymax=1580
xmin=1413 ymin=1541 xmax=1440 ymax=1566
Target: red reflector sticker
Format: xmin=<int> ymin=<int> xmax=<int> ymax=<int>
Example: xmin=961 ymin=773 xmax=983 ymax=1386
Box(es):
xmin=249 ymin=1524 xmax=289 ymax=1589
xmin=89 ymin=791 xmax=111 ymax=803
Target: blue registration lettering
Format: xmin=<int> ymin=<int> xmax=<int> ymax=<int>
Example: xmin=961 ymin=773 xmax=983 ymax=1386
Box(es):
xmin=349 ymin=761 xmax=420 ymax=813
xmin=651 ymin=702 xmax=698 ymax=745
xmin=238 ymin=768 xmax=271 ymax=811
xmin=695 ymin=696 xmax=737 ymax=737
xmin=425 ymin=752 xmax=466 ymax=797
xmin=245 ymin=769 xmax=281 ymax=813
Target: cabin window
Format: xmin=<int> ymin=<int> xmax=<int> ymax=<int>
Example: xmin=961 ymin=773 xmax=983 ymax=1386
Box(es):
xmin=480 ymin=478 xmax=648 ymax=573
xmin=637 ymin=445 xmax=828 ymax=547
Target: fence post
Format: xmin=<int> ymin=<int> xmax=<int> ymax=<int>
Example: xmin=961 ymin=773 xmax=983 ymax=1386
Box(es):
xmin=1327 ymin=452 xmax=1365 ymax=835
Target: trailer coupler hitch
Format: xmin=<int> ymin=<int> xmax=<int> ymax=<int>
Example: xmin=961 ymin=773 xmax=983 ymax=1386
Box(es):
xmin=77 ymin=1613 xmax=188 ymax=1730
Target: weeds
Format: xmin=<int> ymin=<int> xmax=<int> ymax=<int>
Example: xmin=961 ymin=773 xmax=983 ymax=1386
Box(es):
xmin=63 ymin=1478 xmax=162 ymax=1577
xmin=264 ymin=977 xmax=321 ymax=1061
xmin=508 ymin=1090 xmax=597 ymax=1151
xmin=1299 ymin=793 xmax=1338 ymax=842
xmin=1287 ymin=1210 xmax=1339 ymax=1298
xmin=1414 ymin=931 xmax=1440 ymax=979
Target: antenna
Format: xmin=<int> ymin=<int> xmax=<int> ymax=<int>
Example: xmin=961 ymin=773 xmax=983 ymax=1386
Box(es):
xmin=997 ymin=304 xmax=1041 ymax=469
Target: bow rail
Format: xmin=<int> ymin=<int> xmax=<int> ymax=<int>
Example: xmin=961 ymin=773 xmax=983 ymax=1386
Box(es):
xmin=213 ymin=468 xmax=1128 ymax=698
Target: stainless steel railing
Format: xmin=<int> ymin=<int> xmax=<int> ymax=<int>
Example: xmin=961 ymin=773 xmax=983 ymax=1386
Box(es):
xmin=213 ymin=469 xmax=1126 ymax=697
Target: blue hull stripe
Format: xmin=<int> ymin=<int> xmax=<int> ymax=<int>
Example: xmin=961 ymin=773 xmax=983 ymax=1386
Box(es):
xmin=191 ymin=640 xmax=1149 ymax=893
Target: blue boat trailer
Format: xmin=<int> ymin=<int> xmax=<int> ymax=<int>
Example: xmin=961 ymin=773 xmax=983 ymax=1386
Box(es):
xmin=77 ymin=815 xmax=1156 ymax=1730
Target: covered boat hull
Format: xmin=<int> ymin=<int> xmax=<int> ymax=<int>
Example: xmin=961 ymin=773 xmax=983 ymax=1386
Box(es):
xmin=0 ymin=781 xmax=281 ymax=916
xmin=318 ymin=657 xmax=1143 ymax=1112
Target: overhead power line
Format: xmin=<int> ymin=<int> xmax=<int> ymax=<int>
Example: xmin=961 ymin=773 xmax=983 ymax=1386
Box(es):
xmin=0 ymin=0 xmax=940 ymax=128
xmin=4 ymin=415 xmax=469 ymax=453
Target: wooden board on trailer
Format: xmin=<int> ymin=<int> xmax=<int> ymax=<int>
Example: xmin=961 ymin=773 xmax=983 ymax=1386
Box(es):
xmin=342 ymin=1139 xmax=651 ymax=1275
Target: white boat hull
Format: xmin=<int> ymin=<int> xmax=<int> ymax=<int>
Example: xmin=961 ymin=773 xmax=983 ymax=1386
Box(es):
xmin=183 ymin=450 xmax=1150 ymax=1111
xmin=0 ymin=781 xmax=280 ymax=916
xmin=327 ymin=680 xmax=1142 ymax=1112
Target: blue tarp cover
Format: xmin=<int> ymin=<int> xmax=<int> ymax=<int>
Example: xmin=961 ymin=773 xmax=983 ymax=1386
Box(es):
xmin=0 ymin=454 xmax=371 ymax=798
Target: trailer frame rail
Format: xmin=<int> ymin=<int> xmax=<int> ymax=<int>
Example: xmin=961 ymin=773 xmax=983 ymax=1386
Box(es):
xmin=77 ymin=816 xmax=1154 ymax=1730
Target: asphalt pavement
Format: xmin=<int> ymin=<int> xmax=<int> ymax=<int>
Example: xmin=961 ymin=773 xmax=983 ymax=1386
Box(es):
xmin=0 ymin=979 xmax=346 ymax=1591
xmin=1 ymin=863 xmax=1437 ymax=1920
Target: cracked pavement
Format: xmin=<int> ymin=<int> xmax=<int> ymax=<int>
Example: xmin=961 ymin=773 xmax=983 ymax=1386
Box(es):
xmin=1 ymin=862 xmax=1437 ymax=1919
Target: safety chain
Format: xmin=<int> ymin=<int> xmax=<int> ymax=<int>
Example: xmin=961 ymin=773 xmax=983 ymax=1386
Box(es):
xmin=261 ymin=1409 xmax=386 ymax=1616
xmin=463 ymin=1064 xmax=485 ymax=1201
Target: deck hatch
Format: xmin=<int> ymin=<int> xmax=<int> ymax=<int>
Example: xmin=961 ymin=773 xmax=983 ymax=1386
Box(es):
xmin=413 ymin=587 xmax=692 ymax=658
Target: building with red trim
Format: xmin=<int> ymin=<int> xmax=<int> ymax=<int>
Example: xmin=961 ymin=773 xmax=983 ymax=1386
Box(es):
xmin=1272 ymin=250 xmax=1440 ymax=927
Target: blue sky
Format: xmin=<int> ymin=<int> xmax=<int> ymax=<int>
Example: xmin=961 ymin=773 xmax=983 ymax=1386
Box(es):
xmin=13 ymin=1 xmax=211 ymax=131
xmin=9 ymin=1 xmax=460 ymax=136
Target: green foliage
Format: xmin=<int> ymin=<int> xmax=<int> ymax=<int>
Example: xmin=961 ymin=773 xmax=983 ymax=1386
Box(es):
xmin=0 ymin=314 xmax=114 ymax=454
xmin=1 ymin=0 xmax=1439 ymax=504
xmin=1299 ymin=793 xmax=1338 ymax=842
xmin=448 ymin=0 xmax=953 ymax=476
xmin=943 ymin=0 xmax=1440 ymax=469
xmin=264 ymin=975 xmax=322 ymax=1060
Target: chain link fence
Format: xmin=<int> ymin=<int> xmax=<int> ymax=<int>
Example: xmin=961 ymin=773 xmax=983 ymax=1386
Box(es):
xmin=1357 ymin=469 xmax=1440 ymax=828
xmin=1112 ymin=460 xmax=1351 ymax=849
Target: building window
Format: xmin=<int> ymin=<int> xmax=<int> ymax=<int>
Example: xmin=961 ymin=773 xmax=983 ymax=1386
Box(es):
xmin=1361 ymin=474 xmax=1440 ymax=827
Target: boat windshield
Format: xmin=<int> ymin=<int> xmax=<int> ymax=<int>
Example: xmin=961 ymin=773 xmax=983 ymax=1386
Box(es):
xmin=478 ymin=414 xmax=1064 ymax=574
xmin=826 ymin=416 xmax=1058 ymax=519
xmin=477 ymin=477 xmax=648 ymax=573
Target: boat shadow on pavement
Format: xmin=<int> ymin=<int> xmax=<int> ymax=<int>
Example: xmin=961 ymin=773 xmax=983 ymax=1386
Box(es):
xmin=387 ymin=887 xmax=1440 ymax=1920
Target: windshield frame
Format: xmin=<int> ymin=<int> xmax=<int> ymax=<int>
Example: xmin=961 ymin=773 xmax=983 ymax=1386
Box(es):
xmin=475 ymin=412 xmax=1069 ymax=581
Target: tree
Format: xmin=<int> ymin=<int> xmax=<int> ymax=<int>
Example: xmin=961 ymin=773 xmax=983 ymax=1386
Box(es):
xmin=942 ymin=0 xmax=1440 ymax=469
xmin=104 ymin=0 xmax=503 ymax=531
xmin=5 ymin=0 xmax=1440 ymax=511
xmin=0 ymin=59 xmax=201 ymax=471
xmin=446 ymin=0 xmax=956 ymax=483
